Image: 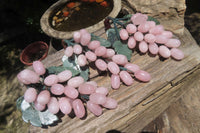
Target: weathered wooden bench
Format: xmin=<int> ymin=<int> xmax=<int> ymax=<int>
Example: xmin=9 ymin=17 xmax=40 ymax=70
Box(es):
xmin=28 ymin=0 xmax=200 ymax=132
xmin=28 ymin=27 xmax=200 ymax=133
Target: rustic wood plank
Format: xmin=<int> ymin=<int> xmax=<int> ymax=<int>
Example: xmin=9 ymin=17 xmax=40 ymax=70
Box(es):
xmin=28 ymin=27 xmax=200 ymax=133
xmin=142 ymin=68 xmax=200 ymax=133
xmin=163 ymin=71 xmax=200 ymax=133
xmin=120 ymin=68 xmax=200 ymax=133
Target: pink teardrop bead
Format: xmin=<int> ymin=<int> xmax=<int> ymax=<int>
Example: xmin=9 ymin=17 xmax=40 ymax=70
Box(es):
xmin=72 ymin=99 xmax=85 ymax=118
xmin=119 ymin=29 xmax=129 ymax=40
xmin=124 ymin=63 xmax=140 ymax=73
xmin=89 ymin=93 xmax=107 ymax=105
xmin=128 ymin=36 xmax=136 ymax=49
xmin=78 ymin=83 xmax=96 ymax=94
xmin=155 ymin=35 xmax=169 ymax=44
xmin=47 ymin=97 xmax=60 ymax=114
xmin=50 ymin=84 xmax=65 ymax=95
xmin=33 ymin=61 xmax=46 ymax=75
xmin=139 ymin=41 xmax=148 ymax=53
xmin=170 ymin=48 xmax=184 ymax=60
xmin=161 ymin=31 xmax=173 ymax=38
xmin=86 ymin=101 xmax=102 ymax=116
xmin=126 ymin=24 xmax=137 ymax=34
xmin=111 ymin=74 xmax=120 ymax=89
xmin=102 ymin=97 xmax=117 ymax=109
xmin=134 ymin=70 xmax=151 ymax=82
xmin=159 ymin=46 xmax=171 ymax=58
xmin=119 ymin=71 xmax=133 ymax=86
xmin=149 ymin=43 xmax=159 ymax=55
xmin=165 ymin=39 xmax=181 ymax=48
xmin=24 ymin=87 xmax=37 ymax=103
xmin=59 ymin=97 xmax=72 ymax=114
xmin=138 ymin=22 xmax=150 ymax=33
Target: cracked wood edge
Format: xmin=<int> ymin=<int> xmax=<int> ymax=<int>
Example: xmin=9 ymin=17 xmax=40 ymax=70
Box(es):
xmin=119 ymin=67 xmax=200 ymax=133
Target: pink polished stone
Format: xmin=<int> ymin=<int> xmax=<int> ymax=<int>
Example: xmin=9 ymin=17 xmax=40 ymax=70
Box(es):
xmin=170 ymin=48 xmax=184 ymax=60
xmin=134 ymin=70 xmax=151 ymax=82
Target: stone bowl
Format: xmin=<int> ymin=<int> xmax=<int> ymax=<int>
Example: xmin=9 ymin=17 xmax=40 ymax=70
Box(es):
xmin=40 ymin=0 xmax=121 ymax=40
xmin=20 ymin=41 xmax=49 ymax=66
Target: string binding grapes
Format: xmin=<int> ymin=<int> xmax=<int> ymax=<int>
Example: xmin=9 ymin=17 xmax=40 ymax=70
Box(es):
xmin=16 ymin=13 xmax=184 ymax=127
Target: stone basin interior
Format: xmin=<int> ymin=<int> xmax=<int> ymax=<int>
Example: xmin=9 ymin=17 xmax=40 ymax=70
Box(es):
xmin=49 ymin=0 xmax=113 ymax=32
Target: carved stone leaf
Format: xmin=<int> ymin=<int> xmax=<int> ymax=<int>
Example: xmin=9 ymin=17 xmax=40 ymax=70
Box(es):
xmin=79 ymin=67 xmax=89 ymax=81
xmin=62 ymin=55 xmax=78 ymax=69
xmin=91 ymin=34 xmax=111 ymax=47
xmin=22 ymin=107 xmax=42 ymax=127
xmin=113 ymin=41 xmax=132 ymax=61
xmin=19 ymin=98 xmax=58 ymax=127
xmin=47 ymin=66 xmax=80 ymax=76
xmin=106 ymin=28 xmax=119 ymax=45
xmin=38 ymin=109 xmax=59 ymax=126
xmin=62 ymin=55 xmax=89 ymax=80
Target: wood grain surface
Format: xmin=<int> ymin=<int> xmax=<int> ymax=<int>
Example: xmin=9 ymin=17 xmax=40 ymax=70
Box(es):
xmin=28 ymin=27 xmax=200 ymax=133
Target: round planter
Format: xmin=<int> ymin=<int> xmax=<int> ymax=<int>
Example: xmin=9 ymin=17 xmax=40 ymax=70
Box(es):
xmin=20 ymin=41 xmax=49 ymax=66
xmin=40 ymin=0 xmax=121 ymax=40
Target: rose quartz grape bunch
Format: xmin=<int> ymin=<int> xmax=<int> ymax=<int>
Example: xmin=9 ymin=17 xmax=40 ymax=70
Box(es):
xmin=67 ymin=29 xmax=151 ymax=89
xmin=119 ymin=13 xmax=184 ymax=60
xmin=17 ymin=60 xmax=117 ymax=118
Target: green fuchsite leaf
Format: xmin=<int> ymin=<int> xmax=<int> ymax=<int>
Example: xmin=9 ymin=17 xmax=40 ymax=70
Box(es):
xmin=38 ymin=109 xmax=59 ymax=126
xmin=106 ymin=28 xmax=119 ymax=45
xmin=63 ymin=39 xmax=76 ymax=46
xmin=113 ymin=41 xmax=132 ymax=61
xmin=22 ymin=106 xmax=42 ymax=127
xmin=47 ymin=55 xmax=80 ymax=76
xmin=91 ymin=34 xmax=111 ymax=47
xmin=147 ymin=16 xmax=160 ymax=25
xmin=47 ymin=66 xmax=80 ymax=76
xmin=47 ymin=66 xmax=67 ymax=74
xmin=19 ymin=98 xmax=58 ymax=127
xmin=62 ymin=55 xmax=78 ymax=68
xmin=79 ymin=67 xmax=89 ymax=81
xmin=62 ymin=55 xmax=89 ymax=78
